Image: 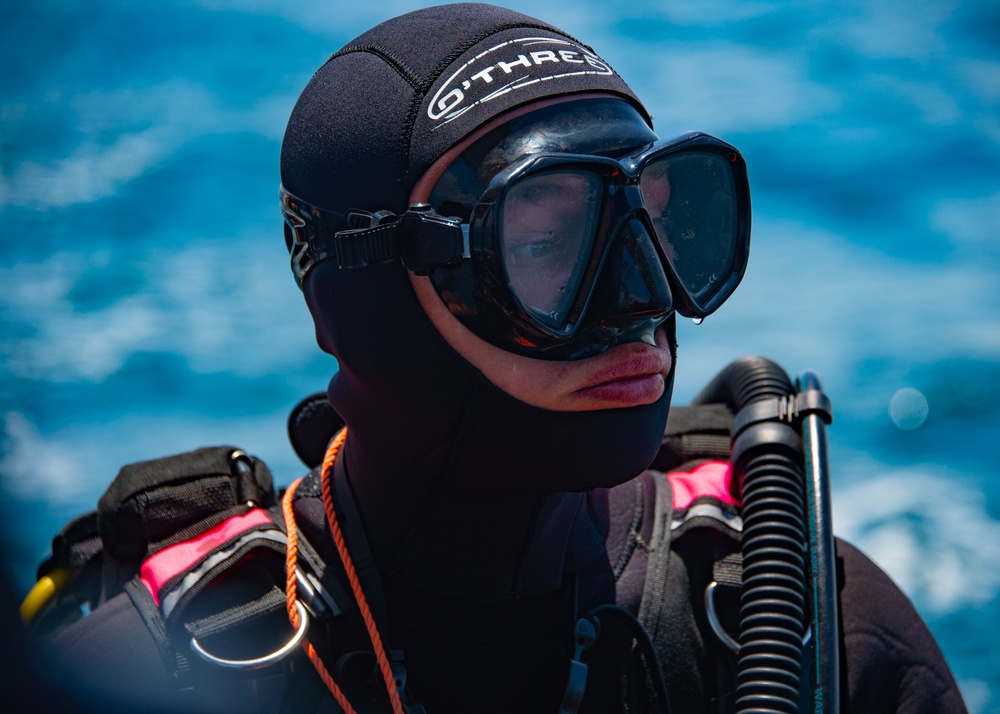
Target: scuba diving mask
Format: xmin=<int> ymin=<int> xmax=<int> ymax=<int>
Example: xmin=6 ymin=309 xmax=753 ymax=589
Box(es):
xmin=281 ymin=100 xmax=751 ymax=360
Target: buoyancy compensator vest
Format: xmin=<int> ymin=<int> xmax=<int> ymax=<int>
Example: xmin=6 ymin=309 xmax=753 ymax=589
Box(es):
xmin=24 ymin=356 xmax=836 ymax=714
xmin=25 ymin=449 xmax=310 ymax=681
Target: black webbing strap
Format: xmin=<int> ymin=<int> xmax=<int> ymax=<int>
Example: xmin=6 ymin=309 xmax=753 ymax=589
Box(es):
xmin=183 ymin=582 xmax=289 ymax=643
xmin=330 ymin=455 xmax=393 ymax=644
xmin=124 ymin=577 xmax=177 ymax=680
xmin=334 ymin=221 xmax=401 ymax=269
xmin=651 ymin=405 xmax=733 ymax=472
xmin=712 ymin=552 xmax=742 ymax=590
xmin=637 ymin=471 xmax=674 ymax=656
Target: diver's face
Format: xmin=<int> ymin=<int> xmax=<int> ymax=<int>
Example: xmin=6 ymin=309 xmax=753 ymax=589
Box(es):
xmin=408 ymin=274 xmax=673 ymax=411
xmin=408 ymin=95 xmax=673 ymax=412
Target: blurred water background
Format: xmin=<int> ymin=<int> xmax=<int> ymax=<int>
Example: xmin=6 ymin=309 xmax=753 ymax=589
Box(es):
xmin=2 ymin=0 xmax=998 ymax=709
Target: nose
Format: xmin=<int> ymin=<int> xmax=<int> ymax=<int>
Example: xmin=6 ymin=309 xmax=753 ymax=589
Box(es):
xmin=587 ymin=217 xmax=673 ymax=325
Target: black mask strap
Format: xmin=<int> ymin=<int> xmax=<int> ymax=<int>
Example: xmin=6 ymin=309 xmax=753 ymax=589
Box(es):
xmin=281 ymin=187 xmax=468 ymax=284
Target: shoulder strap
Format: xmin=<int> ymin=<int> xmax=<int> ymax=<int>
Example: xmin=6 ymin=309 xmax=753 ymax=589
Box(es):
xmin=290 ymin=462 xmax=424 ymax=713
xmin=637 ymin=460 xmax=745 ymax=714
xmin=651 ymin=404 xmax=733 ymax=472
xmin=330 ymin=456 xmax=393 ymax=638
xmin=28 ymin=446 xmax=333 ymax=712
xmin=636 ymin=470 xmax=673 ymax=639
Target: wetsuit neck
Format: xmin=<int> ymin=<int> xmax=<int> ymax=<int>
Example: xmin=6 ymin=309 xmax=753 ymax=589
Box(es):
xmin=338 ymin=382 xmax=614 ymax=603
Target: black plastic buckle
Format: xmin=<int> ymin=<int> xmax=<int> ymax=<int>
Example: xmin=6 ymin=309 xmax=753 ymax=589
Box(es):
xmin=327 ymin=204 xmax=465 ymax=273
xmin=731 ymin=389 xmax=833 ymax=442
xmin=398 ymin=204 xmax=467 ymax=276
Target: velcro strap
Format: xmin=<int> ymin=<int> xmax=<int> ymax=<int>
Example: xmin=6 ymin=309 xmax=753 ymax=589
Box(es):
xmin=139 ymin=509 xmax=282 ymax=612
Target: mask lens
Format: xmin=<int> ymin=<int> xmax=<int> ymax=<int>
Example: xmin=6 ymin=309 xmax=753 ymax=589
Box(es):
xmin=640 ymin=151 xmax=739 ymax=310
xmin=501 ymin=169 xmax=603 ymax=330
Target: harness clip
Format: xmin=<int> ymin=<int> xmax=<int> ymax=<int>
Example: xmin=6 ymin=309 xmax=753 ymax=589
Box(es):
xmin=559 ymin=617 xmax=598 ymax=714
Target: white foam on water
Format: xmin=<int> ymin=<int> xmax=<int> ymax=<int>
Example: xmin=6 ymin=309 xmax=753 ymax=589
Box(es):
xmin=931 ymin=191 xmax=1000 ymax=255
xmin=3 ymin=81 xmax=211 ymax=210
xmin=0 ymin=254 xmax=159 ymax=382
xmin=833 ymin=456 xmax=1000 ymax=615
xmin=960 ymin=678 xmax=992 ymax=714
xmin=6 ymin=127 xmax=179 ymax=209
xmin=620 ymin=0 xmax=781 ymax=24
xmin=149 ymin=236 xmax=318 ymax=375
xmin=958 ymin=59 xmax=1000 ymax=104
xmin=190 ymin=0 xmax=430 ymax=37
xmin=0 ymin=236 xmax=318 ymax=383
xmin=864 ymin=74 xmax=962 ymax=124
xmin=674 ymin=215 xmax=1000 ymax=404
xmin=2 ymin=80 xmax=299 ymax=210
xmin=0 ymin=413 xmax=90 ymax=506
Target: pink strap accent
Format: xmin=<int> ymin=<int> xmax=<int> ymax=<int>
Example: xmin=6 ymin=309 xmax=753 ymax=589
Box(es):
xmin=668 ymin=461 xmax=740 ymax=511
xmin=139 ymin=509 xmax=273 ymax=605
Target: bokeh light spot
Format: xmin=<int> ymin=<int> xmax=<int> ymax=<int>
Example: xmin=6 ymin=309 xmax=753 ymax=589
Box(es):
xmin=889 ymin=387 xmax=930 ymax=430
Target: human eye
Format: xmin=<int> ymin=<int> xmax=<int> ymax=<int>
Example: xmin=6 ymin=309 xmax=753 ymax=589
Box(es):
xmin=506 ymin=232 xmax=565 ymax=265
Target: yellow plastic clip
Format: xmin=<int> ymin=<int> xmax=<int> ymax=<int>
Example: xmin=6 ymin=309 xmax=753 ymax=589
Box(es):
xmin=20 ymin=568 xmax=73 ymax=624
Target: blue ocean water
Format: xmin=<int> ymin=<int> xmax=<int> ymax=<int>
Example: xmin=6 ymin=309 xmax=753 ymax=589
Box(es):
xmin=1 ymin=0 xmax=998 ymax=709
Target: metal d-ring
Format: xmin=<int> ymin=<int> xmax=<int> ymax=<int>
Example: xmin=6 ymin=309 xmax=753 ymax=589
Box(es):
xmin=705 ymin=581 xmax=741 ymax=654
xmin=190 ymin=600 xmax=309 ymax=670
xmin=704 ymin=581 xmax=813 ymax=655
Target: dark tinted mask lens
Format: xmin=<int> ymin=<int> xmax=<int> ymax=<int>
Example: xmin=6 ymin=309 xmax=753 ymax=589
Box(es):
xmin=501 ymin=169 xmax=602 ymax=330
xmin=639 ymin=151 xmax=739 ymax=309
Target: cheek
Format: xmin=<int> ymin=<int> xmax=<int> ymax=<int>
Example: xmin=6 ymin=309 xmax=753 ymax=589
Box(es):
xmin=409 ymin=272 xmax=581 ymax=410
xmin=487 ymin=356 xmax=577 ymax=407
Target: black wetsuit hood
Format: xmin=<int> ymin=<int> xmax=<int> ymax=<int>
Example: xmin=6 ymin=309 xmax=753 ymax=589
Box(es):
xmin=283 ymin=4 xmax=674 ymax=605
xmin=285 ymin=22 xmax=677 ymax=713
xmin=280 ymin=4 xmax=651 ymax=222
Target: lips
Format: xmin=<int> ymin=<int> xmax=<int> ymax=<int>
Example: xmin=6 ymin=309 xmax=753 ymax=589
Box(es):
xmin=582 ymin=344 xmax=669 ymax=387
xmin=571 ymin=343 xmax=670 ymax=406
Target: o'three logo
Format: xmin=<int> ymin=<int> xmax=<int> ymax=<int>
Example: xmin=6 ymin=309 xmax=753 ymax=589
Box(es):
xmin=427 ymin=37 xmax=615 ymax=128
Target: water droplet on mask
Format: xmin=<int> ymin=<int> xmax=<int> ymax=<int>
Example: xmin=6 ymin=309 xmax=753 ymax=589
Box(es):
xmin=692 ymin=317 xmax=704 ymax=326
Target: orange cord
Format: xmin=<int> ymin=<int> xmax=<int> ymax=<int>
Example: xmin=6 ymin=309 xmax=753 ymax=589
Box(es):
xmin=283 ymin=428 xmax=406 ymax=714
xmin=282 ymin=478 xmax=359 ymax=714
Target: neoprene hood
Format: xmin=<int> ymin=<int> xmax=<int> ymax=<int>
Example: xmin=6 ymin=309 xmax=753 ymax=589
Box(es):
xmin=281 ymin=4 xmax=651 ymax=220
xmin=279 ymin=4 xmax=675 ymax=603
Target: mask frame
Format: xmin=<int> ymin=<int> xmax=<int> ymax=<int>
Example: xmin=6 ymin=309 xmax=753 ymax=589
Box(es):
xmin=280 ymin=131 xmax=750 ymax=360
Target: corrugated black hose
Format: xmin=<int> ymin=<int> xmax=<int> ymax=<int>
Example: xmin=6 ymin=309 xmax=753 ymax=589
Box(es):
xmin=692 ymin=356 xmax=807 ymax=714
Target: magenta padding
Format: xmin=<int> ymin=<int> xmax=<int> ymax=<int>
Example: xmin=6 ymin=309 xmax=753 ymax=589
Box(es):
xmin=668 ymin=461 xmax=739 ymax=510
xmin=139 ymin=508 xmax=273 ymax=605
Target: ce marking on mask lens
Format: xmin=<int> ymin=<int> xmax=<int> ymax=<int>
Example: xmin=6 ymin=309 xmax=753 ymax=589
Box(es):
xmin=428 ymin=37 xmax=614 ymax=128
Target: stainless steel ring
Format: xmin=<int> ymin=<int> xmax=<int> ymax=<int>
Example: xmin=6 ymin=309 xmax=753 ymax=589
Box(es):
xmin=189 ymin=599 xmax=309 ymax=670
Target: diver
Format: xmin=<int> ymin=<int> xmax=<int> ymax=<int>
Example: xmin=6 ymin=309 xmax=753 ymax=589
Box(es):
xmin=28 ymin=4 xmax=967 ymax=713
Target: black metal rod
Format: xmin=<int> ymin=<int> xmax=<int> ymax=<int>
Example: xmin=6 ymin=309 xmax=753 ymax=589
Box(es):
xmin=799 ymin=371 xmax=839 ymax=714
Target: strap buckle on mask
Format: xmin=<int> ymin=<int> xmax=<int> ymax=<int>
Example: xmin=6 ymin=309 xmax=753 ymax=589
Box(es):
xmin=334 ymin=204 xmax=469 ymax=274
